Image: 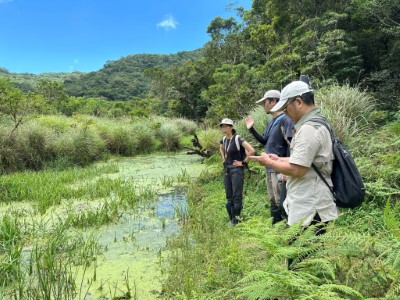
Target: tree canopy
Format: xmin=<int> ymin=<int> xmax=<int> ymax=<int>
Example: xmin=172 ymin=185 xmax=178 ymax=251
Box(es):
xmin=1 ymin=0 xmax=399 ymax=122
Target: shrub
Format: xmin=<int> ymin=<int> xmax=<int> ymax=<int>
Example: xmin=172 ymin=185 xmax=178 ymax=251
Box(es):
xmin=94 ymin=120 xmax=137 ymax=156
xmin=52 ymin=126 xmax=105 ymax=166
xmin=130 ymin=120 xmax=156 ymax=154
xmin=316 ymin=84 xmax=375 ymax=144
xmin=157 ymin=122 xmax=182 ymax=151
xmin=196 ymin=129 xmax=221 ymax=153
xmin=171 ymin=117 xmax=197 ymax=135
xmin=16 ymin=122 xmax=55 ymax=170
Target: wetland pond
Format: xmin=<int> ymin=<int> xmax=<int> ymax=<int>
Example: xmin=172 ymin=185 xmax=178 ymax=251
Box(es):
xmin=0 ymin=152 xmax=205 ymax=299
xmin=81 ymin=153 xmax=205 ymax=299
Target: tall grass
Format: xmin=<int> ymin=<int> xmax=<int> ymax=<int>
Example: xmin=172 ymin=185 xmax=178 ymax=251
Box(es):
xmin=0 ymin=114 xmax=198 ymax=173
xmin=95 ymin=119 xmax=139 ymax=156
xmin=157 ymin=122 xmax=182 ymax=151
xmin=16 ymin=123 xmax=55 ymax=170
xmin=130 ymin=120 xmax=156 ymax=153
xmin=316 ymin=83 xmax=376 ymax=144
xmin=196 ymin=128 xmax=221 ymax=152
xmin=0 ymin=211 xmax=101 ymax=299
xmin=0 ymin=164 xmax=117 ymax=213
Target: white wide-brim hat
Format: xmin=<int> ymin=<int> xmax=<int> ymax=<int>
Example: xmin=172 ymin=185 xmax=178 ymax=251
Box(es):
xmin=219 ymin=118 xmax=234 ymax=126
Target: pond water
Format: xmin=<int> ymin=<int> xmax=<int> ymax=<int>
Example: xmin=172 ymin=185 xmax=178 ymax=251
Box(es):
xmin=76 ymin=153 xmax=205 ymax=299
xmin=0 ymin=152 xmax=205 ymax=299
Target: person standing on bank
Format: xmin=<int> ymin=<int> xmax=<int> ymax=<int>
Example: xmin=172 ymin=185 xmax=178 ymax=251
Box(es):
xmin=250 ymin=81 xmax=339 ymax=229
xmin=245 ymin=90 xmax=294 ymax=224
xmin=219 ymin=118 xmax=255 ymax=225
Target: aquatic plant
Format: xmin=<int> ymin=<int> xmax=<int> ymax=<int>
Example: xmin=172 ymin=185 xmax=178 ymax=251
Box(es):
xmin=161 ymin=175 xmax=175 ymax=188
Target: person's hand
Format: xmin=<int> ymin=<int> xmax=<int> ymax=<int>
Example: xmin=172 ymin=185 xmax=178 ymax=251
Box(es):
xmin=244 ymin=116 xmax=254 ymax=129
xmin=249 ymin=153 xmax=275 ymax=167
xmin=232 ymin=160 xmax=243 ymax=167
xmin=268 ymin=153 xmax=279 ymax=161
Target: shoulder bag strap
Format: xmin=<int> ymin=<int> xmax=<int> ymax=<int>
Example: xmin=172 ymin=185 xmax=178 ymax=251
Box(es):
xmin=308 ymin=117 xmax=336 ymax=197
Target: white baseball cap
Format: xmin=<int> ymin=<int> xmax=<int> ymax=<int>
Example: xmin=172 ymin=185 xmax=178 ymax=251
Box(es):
xmin=271 ymin=81 xmax=313 ymax=112
xmin=255 ymin=90 xmax=281 ymax=105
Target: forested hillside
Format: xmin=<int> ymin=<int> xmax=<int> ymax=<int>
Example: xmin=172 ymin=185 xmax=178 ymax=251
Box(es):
xmin=0 ymin=67 xmax=82 ymax=93
xmin=0 ymin=49 xmax=203 ymax=101
xmin=63 ymin=49 xmax=204 ymax=100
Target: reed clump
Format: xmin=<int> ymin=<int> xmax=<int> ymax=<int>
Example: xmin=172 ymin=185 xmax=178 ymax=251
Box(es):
xmin=0 ymin=115 xmax=198 ymax=173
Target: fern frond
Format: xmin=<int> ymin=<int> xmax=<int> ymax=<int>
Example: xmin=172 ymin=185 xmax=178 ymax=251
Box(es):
xmin=236 ymin=269 xmax=271 ymax=285
xmin=296 ymin=258 xmax=336 ymax=280
xmin=384 ymin=196 xmax=400 ymax=239
xmin=237 ymin=269 xmax=312 ymax=299
xmin=385 ymin=280 xmax=400 ymax=298
xmin=380 ymin=239 xmax=400 ymax=269
xmin=238 ymin=281 xmax=276 ymax=300
xmin=319 ymin=283 xmax=364 ymax=299
xmin=299 ymin=290 xmax=354 ymax=300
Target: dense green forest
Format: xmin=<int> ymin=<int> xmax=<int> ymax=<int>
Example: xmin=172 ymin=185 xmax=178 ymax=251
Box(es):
xmin=63 ymin=50 xmax=204 ymax=100
xmin=1 ymin=0 xmax=399 ymax=123
xmin=149 ymin=0 xmax=400 ymax=121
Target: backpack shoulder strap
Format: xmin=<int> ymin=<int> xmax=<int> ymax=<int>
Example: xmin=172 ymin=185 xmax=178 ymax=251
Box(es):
xmin=234 ymin=134 xmax=241 ymax=151
xmin=308 ymin=117 xmax=336 ymax=196
xmin=266 ymin=114 xmax=285 ymax=137
xmin=308 ymin=117 xmax=334 ymax=141
xmin=223 ymin=134 xmax=243 ymax=152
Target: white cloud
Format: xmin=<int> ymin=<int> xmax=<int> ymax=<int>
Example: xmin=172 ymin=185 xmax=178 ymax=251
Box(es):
xmin=156 ymin=14 xmax=179 ymax=31
xmin=69 ymin=59 xmax=79 ymax=71
xmin=0 ymin=0 xmax=14 ymax=4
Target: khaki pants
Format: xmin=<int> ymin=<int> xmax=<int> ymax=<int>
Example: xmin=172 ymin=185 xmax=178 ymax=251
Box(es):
xmin=266 ymin=172 xmax=282 ymax=205
xmin=266 ymin=172 xmax=285 ymax=224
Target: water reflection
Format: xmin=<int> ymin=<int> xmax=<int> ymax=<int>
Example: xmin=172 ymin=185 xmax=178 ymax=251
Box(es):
xmin=82 ymin=191 xmax=188 ymax=299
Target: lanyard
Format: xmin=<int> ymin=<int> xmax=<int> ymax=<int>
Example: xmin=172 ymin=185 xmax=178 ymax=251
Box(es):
xmin=224 ymin=136 xmax=234 ymax=158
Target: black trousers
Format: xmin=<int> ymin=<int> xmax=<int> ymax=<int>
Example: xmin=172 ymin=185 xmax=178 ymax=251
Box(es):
xmin=224 ymin=165 xmax=244 ymax=210
xmin=224 ymin=165 xmax=244 ymax=223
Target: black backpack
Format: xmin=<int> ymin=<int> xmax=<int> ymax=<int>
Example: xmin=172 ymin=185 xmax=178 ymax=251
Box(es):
xmin=309 ymin=118 xmax=365 ymax=208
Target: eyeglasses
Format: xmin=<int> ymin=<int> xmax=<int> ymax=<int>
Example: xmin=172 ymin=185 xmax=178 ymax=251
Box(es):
xmin=282 ymin=96 xmax=300 ymax=110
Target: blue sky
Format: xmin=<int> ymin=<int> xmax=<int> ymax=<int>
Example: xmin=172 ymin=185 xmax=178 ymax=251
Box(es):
xmin=0 ymin=0 xmax=251 ymax=74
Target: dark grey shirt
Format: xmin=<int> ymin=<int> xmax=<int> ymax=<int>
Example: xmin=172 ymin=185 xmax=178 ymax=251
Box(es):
xmin=249 ymin=113 xmax=294 ymax=172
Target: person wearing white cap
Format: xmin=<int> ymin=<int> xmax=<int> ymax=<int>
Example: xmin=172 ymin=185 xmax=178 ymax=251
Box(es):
xmin=245 ymin=90 xmax=294 ymax=224
xmin=250 ymin=81 xmax=339 ymax=231
xmin=219 ymin=118 xmax=255 ymax=225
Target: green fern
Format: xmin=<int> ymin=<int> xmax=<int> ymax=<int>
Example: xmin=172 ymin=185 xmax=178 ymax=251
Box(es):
xmin=384 ymin=196 xmax=400 ymax=239
xmin=385 ymin=280 xmax=400 ymax=299
xmin=296 ymin=258 xmax=336 ymax=280
xmin=298 ymin=282 xmax=364 ymax=299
